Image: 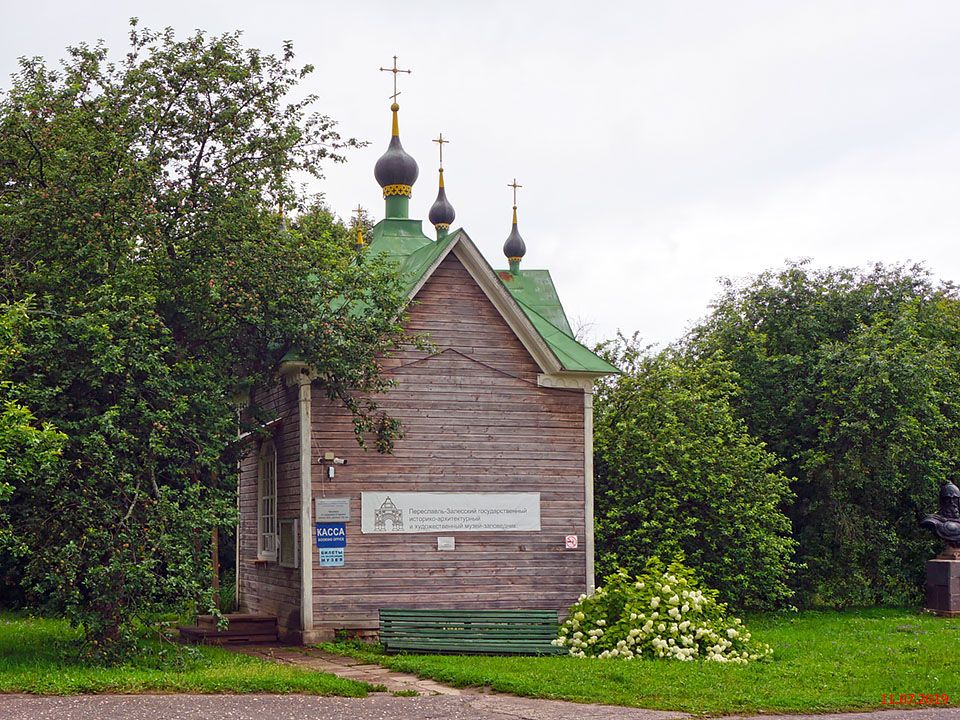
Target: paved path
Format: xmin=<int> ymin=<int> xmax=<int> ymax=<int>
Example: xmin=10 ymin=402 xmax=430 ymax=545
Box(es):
xmin=234 ymin=646 xmax=464 ymax=696
xmin=2 ymin=694 xmax=959 ymax=720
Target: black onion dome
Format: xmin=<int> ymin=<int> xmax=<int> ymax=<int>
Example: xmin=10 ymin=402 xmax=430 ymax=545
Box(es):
xmin=503 ymin=208 xmax=526 ymax=259
xmin=374 ymin=104 xmax=419 ymax=190
xmin=429 ymin=173 xmax=456 ymax=227
xmin=374 ymin=136 xmax=419 ymax=187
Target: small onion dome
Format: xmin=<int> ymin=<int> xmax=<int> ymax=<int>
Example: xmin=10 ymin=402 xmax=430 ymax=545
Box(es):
xmin=428 ymin=169 xmax=456 ymax=230
xmin=503 ymin=205 xmax=526 ymax=261
xmin=374 ymin=103 xmax=419 ymax=197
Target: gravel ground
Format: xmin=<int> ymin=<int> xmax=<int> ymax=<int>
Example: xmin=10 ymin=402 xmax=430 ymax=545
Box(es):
xmin=1 ymin=694 xmax=959 ymax=720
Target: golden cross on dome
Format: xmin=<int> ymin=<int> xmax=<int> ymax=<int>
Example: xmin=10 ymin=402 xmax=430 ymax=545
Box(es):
xmin=379 ymin=55 xmax=412 ymax=102
xmin=508 ymin=178 xmax=523 ymax=207
xmin=353 ymin=204 xmax=365 ymax=246
xmin=433 ymin=133 xmax=449 ymax=168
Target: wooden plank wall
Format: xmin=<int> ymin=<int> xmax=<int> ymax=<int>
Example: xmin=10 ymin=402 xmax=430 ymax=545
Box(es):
xmin=309 ymin=252 xmax=586 ymax=631
xmin=237 ymin=382 xmax=302 ymax=635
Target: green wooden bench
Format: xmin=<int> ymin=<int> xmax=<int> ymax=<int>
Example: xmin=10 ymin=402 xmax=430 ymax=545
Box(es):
xmin=379 ymin=608 xmax=564 ymax=655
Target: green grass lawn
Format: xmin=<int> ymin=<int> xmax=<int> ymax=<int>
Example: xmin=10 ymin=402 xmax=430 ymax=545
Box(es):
xmin=0 ymin=612 xmax=373 ymax=696
xmin=325 ymin=608 xmax=960 ymax=714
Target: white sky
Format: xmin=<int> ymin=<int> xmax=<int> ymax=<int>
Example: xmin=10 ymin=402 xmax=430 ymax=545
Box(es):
xmin=3 ymin=1 xmax=959 ymax=347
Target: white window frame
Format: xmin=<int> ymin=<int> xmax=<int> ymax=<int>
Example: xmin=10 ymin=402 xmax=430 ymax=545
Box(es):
xmin=257 ymin=439 xmax=278 ymax=561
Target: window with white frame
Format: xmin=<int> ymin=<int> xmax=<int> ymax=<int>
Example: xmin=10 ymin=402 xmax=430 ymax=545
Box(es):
xmin=257 ymin=440 xmax=278 ymax=561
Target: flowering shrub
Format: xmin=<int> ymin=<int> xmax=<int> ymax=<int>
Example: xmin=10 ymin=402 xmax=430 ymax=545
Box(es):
xmin=553 ymin=559 xmax=772 ymax=663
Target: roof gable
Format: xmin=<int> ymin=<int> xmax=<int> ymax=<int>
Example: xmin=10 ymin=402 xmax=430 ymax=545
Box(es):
xmin=363 ymin=219 xmax=617 ymax=376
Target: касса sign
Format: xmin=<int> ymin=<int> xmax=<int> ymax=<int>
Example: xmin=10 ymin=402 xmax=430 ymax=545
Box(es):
xmin=360 ymin=492 xmax=541 ymax=533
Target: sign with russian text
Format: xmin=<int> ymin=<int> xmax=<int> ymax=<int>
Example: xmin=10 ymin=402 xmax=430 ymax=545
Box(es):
xmin=360 ymin=492 xmax=541 ymax=534
xmin=319 ymin=548 xmax=344 ymax=566
xmin=315 ymin=523 xmax=346 ymax=548
xmin=315 ymin=497 xmax=351 ymax=522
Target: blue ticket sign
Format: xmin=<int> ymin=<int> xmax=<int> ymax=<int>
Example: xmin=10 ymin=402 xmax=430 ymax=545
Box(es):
xmin=316 ymin=523 xmax=346 ymax=567
xmin=316 ymin=522 xmax=346 ymax=548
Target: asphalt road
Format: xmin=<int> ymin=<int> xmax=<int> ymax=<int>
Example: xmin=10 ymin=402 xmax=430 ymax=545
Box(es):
xmin=0 ymin=694 xmax=686 ymax=720
xmin=2 ymin=694 xmax=959 ymax=720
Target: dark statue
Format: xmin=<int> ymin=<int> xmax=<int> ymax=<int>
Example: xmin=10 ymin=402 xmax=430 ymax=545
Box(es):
xmin=921 ymin=482 xmax=960 ymax=615
xmin=920 ymin=481 xmax=960 ymax=554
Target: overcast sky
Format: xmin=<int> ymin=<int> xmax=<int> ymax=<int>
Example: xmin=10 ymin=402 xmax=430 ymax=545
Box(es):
xmin=3 ymin=1 xmax=959 ymax=347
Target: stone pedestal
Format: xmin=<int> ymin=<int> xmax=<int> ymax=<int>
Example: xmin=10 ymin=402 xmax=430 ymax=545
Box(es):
xmin=925 ymin=557 xmax=960 ymax=616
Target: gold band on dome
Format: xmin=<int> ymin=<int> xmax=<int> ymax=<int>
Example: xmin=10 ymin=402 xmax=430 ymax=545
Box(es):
xmin=507 ymin=256 xmax=523 ymax=262
xmin=434 ymin=223 xmax=450 ymax=231
xmin=383 ymin=184 xmax=412 ymax=197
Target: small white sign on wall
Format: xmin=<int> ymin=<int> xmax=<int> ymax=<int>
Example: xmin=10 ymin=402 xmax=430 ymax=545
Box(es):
xmin=361 ymin=492 xmax=541 ymax=533
xmin=437 ymin=537 xmax=455 ymax=551
xmin=315 ymin=497 xmax=351 ymax=522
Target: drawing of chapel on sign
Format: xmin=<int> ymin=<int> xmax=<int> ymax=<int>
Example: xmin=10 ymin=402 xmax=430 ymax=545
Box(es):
xmin=374 ymin=497 xmax=403 ymax=532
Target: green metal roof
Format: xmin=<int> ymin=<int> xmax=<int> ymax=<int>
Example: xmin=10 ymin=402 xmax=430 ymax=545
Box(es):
xmin=365 ymin=219 xmax=617 ymax=375
xmin=496 ymin=269 xmax=573 ymax=336
xmin=509 ymin=294 xmax=619 ymax=374
xmin=366 ymin=217 xmax=437 ymax=263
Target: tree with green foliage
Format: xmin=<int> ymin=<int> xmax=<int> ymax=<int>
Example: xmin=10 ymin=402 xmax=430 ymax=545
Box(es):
xmin=0 ymin=301 xmax=65 ymax=559
xmin=593 ymin=336 xmax=797 ymax=610
xmin=687 ymin=262 xmax=960 ymax=606
xmin=0 ymin=22 xmax=408 ymax=658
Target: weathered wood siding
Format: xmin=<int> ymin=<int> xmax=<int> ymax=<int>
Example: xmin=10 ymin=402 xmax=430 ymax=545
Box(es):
xmin=237 ymin=382 xmax=302 ymax=636
xmin=310 ymin=252 xmax=586 ymax=630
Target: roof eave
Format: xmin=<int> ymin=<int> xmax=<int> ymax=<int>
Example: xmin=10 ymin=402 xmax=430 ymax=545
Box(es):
xmin=537 ymin=372 xmax=612 ymax=391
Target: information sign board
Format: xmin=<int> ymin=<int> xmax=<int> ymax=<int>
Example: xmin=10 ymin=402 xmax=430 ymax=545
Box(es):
xmin=360 ymin=492 xmax=541 ymax=533
xmin=316 ymin=497 xmax=351 ymax=522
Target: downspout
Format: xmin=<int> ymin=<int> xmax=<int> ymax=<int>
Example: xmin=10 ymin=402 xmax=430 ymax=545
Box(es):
xmin=297 ymin=371 xmax=315 ymax=641
xmin=231 ymin=391 xmax=250 ymax=612
xmin=235 ymin=407 xmax=241 ymax=611
xmin=584 ymin=387 xmax=596 ymax=594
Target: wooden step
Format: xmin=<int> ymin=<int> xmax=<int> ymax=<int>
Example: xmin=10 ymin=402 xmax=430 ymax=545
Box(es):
xmin=179 ymin=613 xmax=278 ymax=645
xmin=196 ymin=613 xmax=277 ymax=629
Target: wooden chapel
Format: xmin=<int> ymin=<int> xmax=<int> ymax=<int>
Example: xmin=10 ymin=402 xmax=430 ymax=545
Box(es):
xmin=235 ymin=78 xmax=617 ymax=643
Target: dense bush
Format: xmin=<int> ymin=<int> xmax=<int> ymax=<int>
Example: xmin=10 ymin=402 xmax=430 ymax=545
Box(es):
xmin=687 ymin=262 xmax=959 ymax=606
xmin=594 ymin=336 xmax=797 ymax=610
xmin=555 ymin=560 xmax=772 ymax=663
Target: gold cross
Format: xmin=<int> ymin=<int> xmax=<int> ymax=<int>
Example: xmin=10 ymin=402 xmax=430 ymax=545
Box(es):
xmin=379 ymin=55 xmax=412 ymax=102
xmin=354 ymin=204 xmax=365 ymax=246
xmin=432 ymin=133 xmax=449 ymax=168
xmin=508 ymin=178 xmax=523 ymax=206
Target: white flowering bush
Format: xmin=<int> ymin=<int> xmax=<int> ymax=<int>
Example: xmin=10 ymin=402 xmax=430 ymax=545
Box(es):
xmin=553 ymin=558 xmax=772 ymax=664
